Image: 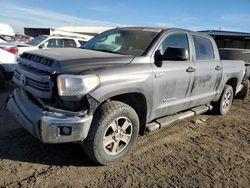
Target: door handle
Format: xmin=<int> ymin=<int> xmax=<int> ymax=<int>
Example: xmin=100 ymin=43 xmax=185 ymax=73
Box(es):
xmin=215 ymin=65 xmax=222 ymax=70
xmin=186 ymin=67 xmax=196 ymax=73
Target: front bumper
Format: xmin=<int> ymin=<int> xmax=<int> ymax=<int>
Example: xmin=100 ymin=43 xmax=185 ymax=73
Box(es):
xmin=7 ymin=88 xmax=93 ymax=143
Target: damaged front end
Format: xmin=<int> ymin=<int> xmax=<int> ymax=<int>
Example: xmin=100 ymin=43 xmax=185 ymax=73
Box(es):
xmin=7 ymin=88 xmax=94 ymax=143
xmin=6 ymin=55 xmax=100 ymax=144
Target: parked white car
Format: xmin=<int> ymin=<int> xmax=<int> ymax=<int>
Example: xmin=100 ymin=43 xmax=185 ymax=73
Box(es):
xmin=0 ymin=38 xmax=7 ymax=43
xmin=0 ymin=43 xmax=18 ymax=88
xmin=18 ymin=35 xmax=87 ymax=55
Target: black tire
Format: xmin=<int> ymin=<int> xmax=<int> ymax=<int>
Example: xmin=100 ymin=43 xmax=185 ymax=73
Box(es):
xmin=236 ymin=80 xmax=249 ymax=100
xmin=82 ymin=101 xmax=140 ymax=165
xmin=0 ymin=70 xmax=5 ymax=89
xmin=214 ymin=85 xmax=234 ymax=115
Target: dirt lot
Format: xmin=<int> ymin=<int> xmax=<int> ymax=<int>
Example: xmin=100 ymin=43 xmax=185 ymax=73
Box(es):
xmin=0 ymin=83 xmax=249 ymax=188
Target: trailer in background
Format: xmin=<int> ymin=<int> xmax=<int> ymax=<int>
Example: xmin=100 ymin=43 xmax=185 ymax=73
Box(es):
xmin=200 ymin=30 xmax=250 ymax=62
xmin=200 ymin=30 xmax=250 ymax=49
xmin=200 ymin=30 xmax=250 ymax=81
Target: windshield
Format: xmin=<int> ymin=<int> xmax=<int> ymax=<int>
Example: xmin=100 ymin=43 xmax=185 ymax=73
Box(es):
xmin=82 ymin=28 xmax=161 ymax=56
xmin=27 ymin=35 xmax=47 ymax=46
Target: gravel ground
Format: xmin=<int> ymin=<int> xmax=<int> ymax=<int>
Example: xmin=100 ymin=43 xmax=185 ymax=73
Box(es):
xmin=0 ymin=83 xmax=249 ymax=187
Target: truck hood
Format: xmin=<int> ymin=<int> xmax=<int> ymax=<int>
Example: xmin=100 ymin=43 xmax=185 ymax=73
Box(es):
xmin=19 ymin=48 xmax=135 ymax=74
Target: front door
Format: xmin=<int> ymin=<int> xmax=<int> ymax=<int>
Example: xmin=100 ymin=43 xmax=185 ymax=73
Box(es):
xmin=152 ymin=31 xmax=195 ymax=118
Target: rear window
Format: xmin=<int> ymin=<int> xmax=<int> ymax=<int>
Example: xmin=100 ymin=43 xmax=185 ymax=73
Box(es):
xmin=193 ymin=35 xmax=214 ymax=60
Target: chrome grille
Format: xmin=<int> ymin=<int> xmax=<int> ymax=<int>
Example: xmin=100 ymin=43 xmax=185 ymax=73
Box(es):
xmin=14 ymin=70 xmax=50 ymax=92
xmin=13 ymin=64 xmax=53 ymax=98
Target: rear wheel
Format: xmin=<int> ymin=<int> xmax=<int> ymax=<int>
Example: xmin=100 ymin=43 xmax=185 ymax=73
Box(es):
xmin=82 ymin=101 xmax=139 ymax=165
xmin=214 ymin=85 xmax=234 ymax=115
xmin=0 ymin=70 xmax=5 ymax=89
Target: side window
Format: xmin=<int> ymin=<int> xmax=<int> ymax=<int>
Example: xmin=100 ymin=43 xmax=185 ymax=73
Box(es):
xmin=160 ymin=33 xmax=189 ymax=58
xmin=64 ymin=39 xmax=77 ymax=48
xmin=47 ymin=39 xmax=63 ymax=48
xmin=193 ymin=35 xmax=214 ymax=60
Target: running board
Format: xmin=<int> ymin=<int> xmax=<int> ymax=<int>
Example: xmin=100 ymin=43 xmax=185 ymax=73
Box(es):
xmin=146 ymin=104 xmax=213 ymax=132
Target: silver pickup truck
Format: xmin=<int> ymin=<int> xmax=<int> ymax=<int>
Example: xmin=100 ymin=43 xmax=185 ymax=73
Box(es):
xmin=7 ymin=27 xmax=246 ymax=165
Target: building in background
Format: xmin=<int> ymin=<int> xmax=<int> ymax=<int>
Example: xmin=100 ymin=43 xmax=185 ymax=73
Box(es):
xmin=200 ymin=30 xmax=250 ymax=49
xmin=56 ymin=26 xmax=114 ymax=36
xmin=200 ymin=30 xmax=250 ymax=63
xmin=24 ymin=26 xmax=114 ymax=40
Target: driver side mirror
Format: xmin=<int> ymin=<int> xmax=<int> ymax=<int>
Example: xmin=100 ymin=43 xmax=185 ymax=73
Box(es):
xmin=155 ymin=47 xmax=189 ymax=61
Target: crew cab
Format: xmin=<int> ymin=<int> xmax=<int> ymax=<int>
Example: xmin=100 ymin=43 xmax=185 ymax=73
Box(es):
xmin=7 ymin=27 xmax=246 ymax=165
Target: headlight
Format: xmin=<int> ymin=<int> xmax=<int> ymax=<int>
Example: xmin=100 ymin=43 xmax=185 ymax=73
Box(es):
xmin=57 ymin=74 xmax=100 ymax=96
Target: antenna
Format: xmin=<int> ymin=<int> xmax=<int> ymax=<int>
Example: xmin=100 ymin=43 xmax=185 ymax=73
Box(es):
xmin=219 ymin=16 xmax=223 ymax=31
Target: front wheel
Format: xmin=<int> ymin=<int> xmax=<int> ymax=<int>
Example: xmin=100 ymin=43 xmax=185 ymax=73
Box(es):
xmin=214 ymin=85 xmax=234 ymax=115
xmin=82 ymin=101 xmax=139 ymax=165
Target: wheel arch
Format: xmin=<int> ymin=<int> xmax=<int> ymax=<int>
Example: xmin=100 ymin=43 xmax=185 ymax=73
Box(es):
xmin=225 ymin=77 xmax=238 ymax=97
xmin=93 ymin=91 xmax=148 ymax=136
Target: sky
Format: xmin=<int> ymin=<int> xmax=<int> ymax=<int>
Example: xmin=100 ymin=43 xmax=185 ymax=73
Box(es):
xmin=0 ymin=0 xmax=250 ymax=33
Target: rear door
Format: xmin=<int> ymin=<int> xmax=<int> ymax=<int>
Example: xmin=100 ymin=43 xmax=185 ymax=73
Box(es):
xmin=189 ymin=34 xmax=223 ymax=107
xmin=152 ymin=31 xmax=195 ymax=118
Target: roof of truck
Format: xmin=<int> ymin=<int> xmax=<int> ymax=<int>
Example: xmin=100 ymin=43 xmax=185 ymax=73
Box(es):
xmin=117 ymin=26 xmax=212 ymax=38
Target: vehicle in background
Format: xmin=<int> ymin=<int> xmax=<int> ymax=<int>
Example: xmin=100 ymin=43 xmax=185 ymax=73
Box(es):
xmin=0 ymin=34 xmax=18 ymax=43
xmin=18 ymin=35 xmax=88 ymax=55
xmin=15 ymin=33 xmax=33 ymax=43
xmin=0 ymin=43 xmax=18 ymax=88
xmin=0 ymin=38 xmax=7 ymax=43
xmin=7 ymin=27 xmax=246 ymax=165
xmin=0 ymin=34 xmax=31 ymax=48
